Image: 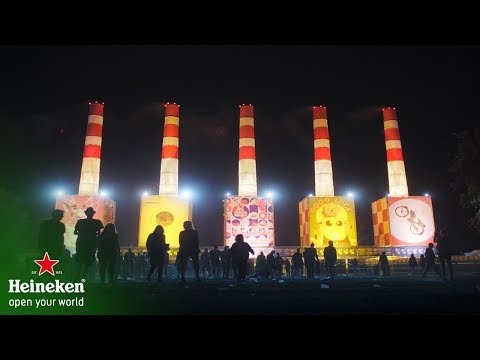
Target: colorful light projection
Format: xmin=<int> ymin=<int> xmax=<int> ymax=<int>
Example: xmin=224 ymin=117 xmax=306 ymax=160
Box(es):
xmin=299 ymin=196 xmax=357 ymax=248
xmin=55 ymin=195 xmax=116 ymax=250
xmin=372 ymin=196 xmax=435 ymax=247
xmin=224 ymin=196 xmax=274 ymax=248
xmin=138 ymin=195 xmax=192 ymax=248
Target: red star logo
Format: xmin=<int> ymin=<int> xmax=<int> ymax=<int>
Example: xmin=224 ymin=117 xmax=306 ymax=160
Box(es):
xmin=34 ymin=252 xmax=59 ymax=276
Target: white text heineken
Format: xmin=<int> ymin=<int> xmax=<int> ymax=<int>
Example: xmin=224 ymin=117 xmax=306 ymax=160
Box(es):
xmin=8 ymin=279 xmax=85 ymax=293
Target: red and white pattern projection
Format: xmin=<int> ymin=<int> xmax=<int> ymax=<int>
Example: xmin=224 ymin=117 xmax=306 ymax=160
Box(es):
xmin=382 ymin=107 xmax=409 ymax=197
xmin=238 ymin=104 xmax=257 ymax=197
xmin=224 ymin=196 xmax=274 ymax=248
xmin=312 ymin=106 xmax=334 ymax=197
xmin=159 ymin=103 xmax=180 ymax=195
xmin=78 ymin=102 xmax=104 ymax=196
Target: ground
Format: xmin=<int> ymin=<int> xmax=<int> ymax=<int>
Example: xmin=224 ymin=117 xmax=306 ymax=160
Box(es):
xmin=81 ymin=272 xmax=480 ymax=316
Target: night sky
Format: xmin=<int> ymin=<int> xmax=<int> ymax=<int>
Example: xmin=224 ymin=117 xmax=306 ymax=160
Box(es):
xmin=2 ymin=45 xmax=479 ymax=250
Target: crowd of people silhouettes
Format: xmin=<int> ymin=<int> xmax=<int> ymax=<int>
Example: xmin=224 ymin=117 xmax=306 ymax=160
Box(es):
xmin=37 ymin=209 xmax=455 ymax=284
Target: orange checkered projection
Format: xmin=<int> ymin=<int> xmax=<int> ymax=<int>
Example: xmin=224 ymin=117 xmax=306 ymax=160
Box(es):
xmin=299 ymin=198 xmax=310 ymax=247
xmin=79 ymin=102 xmax=104 ymax=196
xmin=238 ymin=105 xmax=257 ymax=196
xmin=312 ymin=106 xmax=334 ymax=196
xmin=382 ymin=108 xmax=408 ymax=197
xmin=159 ymin=103 xmax=180 ymax=195
xmin=372 ymin=197 xmax=391 ymax=246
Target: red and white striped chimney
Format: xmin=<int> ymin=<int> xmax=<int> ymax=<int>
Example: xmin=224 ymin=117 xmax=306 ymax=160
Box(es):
xmin=159 ymin=103 xmax=180 ymax=195
xmin=78 ymin=101 xmax=104 ymax=196
xmin=238 ymin=104 xmax=257 ymax=196
xmin=382 ymin=107 xmax=409 ymax=196
xmin=313 ymin=106 xmax=334 ymax=197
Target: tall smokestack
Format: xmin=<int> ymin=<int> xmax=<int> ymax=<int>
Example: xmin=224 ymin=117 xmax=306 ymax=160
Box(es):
xmin=78 ymin=102 xmax=104 ymax=196
xmin=382 ymin=107 xmax=409 ymax=196
xmin=159 ymin=103 xmax=180 ymax=195
xmin=238 ymin=104 xmax=257 ymax=196
xmin=313 ymin=106 xmax=334 ymax=196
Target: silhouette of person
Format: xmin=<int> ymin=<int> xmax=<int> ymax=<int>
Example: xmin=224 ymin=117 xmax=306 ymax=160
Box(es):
xmin=323 ymin=240 xmax=337 ymax=278
xmin=422 ymin=242 xmax=441 ymax=279
xmin=74 ymin=207 xmax=104 ymax=281
xmin=230 ymin=234 xmax=254 ymax=281
xmin=266 ymin=250 xmax=276 ymax=278
xmin=378 ymin=251 xmax=390 ymax=276
xmin=220 ymin=245 xmax=231 ymax=279
xmin=419 ymin=254 xmax=426 ymax=271
xmin=408 ymin=254 xmax=417 ymax=276
xmin=38 ymin=209 xmax=65 ymax=260
xmin=123 ymin=248 xmax=136 ymax=279
xmin=291 ymin=248 xmax=304 ymax=278
xmin=146 ymin=225 xmax=167 ymax=282
xmin=97 ymin=223 xmax=120 ymax=284
xmin=209 ymin=245 xmax=222 ymax=278
xmin=178 ymin=221 xmax=201 ymax=282
xmin=284 ymin=258 xmax=291 ymax=277
xmin=200 ymin=248 xmax=211 ymax=279
xmin=304 ymin=243 xmax=319 ymax=279
xmin=136 ymin=251 xmax=147 ymax=280
xmin=436 ymin=227 xmax=454 ymax=280
xmin=255 ymin=251 xmax=266 ymax=277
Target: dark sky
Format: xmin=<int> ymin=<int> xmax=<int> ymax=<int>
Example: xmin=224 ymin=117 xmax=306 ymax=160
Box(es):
xmin=1 ymin=45 xmax=479 ymax=250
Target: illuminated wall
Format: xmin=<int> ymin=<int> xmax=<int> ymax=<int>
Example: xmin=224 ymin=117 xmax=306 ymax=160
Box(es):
xmin=299 ymin=196 xmax=357 ymax=248
xmin=138 ymin=195 xmax=192 ymax=248
xmin=55 ymin=195 xmax=116 ymax=251
xmin=372 ymin=196 xmax=435 ymax=247
xmin=224 ymin=196 xmax=274 ymax=248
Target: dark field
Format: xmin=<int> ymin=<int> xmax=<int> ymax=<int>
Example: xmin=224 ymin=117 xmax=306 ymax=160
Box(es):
xmin=83 ymin=271 xmax=480 ymax=316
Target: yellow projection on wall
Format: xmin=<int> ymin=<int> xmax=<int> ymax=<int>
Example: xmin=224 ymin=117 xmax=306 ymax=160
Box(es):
xmin=300 ymin=196 xmax=357 ymax=248
xmin=138 ymin=195 xmax=192 ymax=248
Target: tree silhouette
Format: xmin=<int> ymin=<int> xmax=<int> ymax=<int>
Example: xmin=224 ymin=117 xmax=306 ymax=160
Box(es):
xmin=450 ymin=128 xmax=480 ymax=235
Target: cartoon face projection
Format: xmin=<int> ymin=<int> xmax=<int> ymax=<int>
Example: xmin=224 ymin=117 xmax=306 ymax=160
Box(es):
xmin=156 ymin=211 xmax=174 ymax=227
xmin=315 ymin=203 xmax=351 ymax=247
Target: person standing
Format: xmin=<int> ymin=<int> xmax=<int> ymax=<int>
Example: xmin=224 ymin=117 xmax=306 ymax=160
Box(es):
xmin=74 ymin=207 xmax=104 ymax=282
xmin=38 ymin=209 xmax=65 ymax=260
xmin=436 ymin=227 xmax=454 ymax=280
xmin=220 ymin=245 xmax=231 ymax=279
xmin=323 ymin=240 xmax=337 ymax=278
xmin=291 ymin=248 xmax=304 ymax=278
xmin=422 ymin=242 xmax=441 ymax=279
xmin=230 ymin=234 xmax=254 ymax=281
xmin=209 ymin=245 xmax=222 ymax=278
xmin=378 ymin=251 xmax=390 ymax=276
xmin=97 ymin=223 xmax=120 ymax=284
xmin=146 ymin=225 xmax=167 ymax=282
xmin=408 ymin=254 xmax=417 ymax=276
xmin=178 ymin=221 xmax=201 ymax=282
xmin=304 ymin=243 xmax=319 ymax=279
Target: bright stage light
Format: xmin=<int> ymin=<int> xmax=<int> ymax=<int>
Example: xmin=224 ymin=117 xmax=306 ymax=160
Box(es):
xmin=226 ymin=192 xmax=231 ymax=197
xmin=142 ymin=191 xmax=149 ymax=197
xmin=266 ymin=191 xmax=274 ymax=198
xmin=181 ymin=190 xmax=192 ymax=198
xmin=55 ymin=190 xmax=65 ymax=197
xmin=347 ymin=192 xmax=354 ymax=198
xmin=100 ymin=191 xmax=108 ymax=197
xmin=424 ymin=193 xmax=429 ymax=197
xmin=308 ymin=193 xmax=313 ymax=197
